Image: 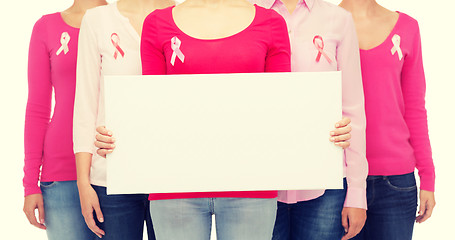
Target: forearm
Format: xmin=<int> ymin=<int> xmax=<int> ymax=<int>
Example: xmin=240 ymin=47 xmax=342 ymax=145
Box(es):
xmin=76 ymin=152 xmax=93 ymax=187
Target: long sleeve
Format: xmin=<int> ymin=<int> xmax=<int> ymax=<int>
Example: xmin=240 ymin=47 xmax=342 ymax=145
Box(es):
xmin=401 ymin=23 xmax=435 ymax=192
xmin=336 ymin=13 xmax=368 ymax=209
xmin=73 ymin=14 xmax=101 ymax=154
xmin=23 ymin=18 xmax=52 ymax=196
xmin=265 ymin=11 xmax=291 ymax=73
xmin=141 ymin=13 xmax=167 ymax=75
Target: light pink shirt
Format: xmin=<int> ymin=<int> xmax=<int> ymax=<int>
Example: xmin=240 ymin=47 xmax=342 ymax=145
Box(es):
xmin=73 ymin=3 xmax=142 ymax=187
xmin=252 ymin=0 xmax=368 ymax=209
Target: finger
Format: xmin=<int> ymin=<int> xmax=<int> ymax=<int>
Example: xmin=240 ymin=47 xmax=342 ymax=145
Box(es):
xmin=343 ymin=227 xmax=358 ymax=240
xmin=93 ymin=202 xmax=104 ymax=223
xmin=97 ymin=148 xmax=113 ymax=158
xmin=331 ymin=125 xmax=352 ymax=136
xmin=342 ymin=211 xmax=349 ymax=234
xmin=417 ymin=202 xmax=435 ymax=223
xmin=330 ymin=133 xmax=351 ymax=142
xmin=37 ymin=202 xmax=46 ymax=226
xmin=415 ymin=200 xmax=427 ymax=223
xmin=96 ymin=126 xmax=112 ymax=136
xmin=94 ymin=140 xmax=116 ymax=150
xmin=96 ymin=132 xmax=115 ymax=144
xmin=335 ymin=141 xmax=350 ymax=149
xmin=24 ymin=209 xmax=46 ymax=230
xmin=336 ymin=117 xmax=351 ymax=128
xmin=84 ymin=211 xmax=105 ymax=238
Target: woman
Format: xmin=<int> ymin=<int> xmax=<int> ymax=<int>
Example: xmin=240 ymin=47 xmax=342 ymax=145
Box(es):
xmin=249 ymin=0 xmax=368 ymax=240
xmin=23 ymin=0 xmax=107 ymax=239
xmin=339 ymin=0 xmax=436 ymax=239
xmin=73 ymin=0 xmax=173 ymax=239
xmin=96 ymin=0 xmax=355 ymax=239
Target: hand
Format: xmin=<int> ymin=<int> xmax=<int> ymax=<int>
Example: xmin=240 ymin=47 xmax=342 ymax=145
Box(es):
xmin=95 ymin=126 xmax=115 ymax=158
xmin=415 ymin=190 xmax=435 ymax=223
xmin=330 ymin=117 xmax=352 ymax=149
xmin=78 ymin=183 xmax=105 ymax=238
xmin=341 ymin=207 xmax=366 ymax=240
xmin=23 ymin=194 xmax=46 ymax=230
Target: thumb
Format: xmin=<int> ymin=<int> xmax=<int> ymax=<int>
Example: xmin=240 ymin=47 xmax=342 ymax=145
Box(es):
xmin=37 ymin=201 xmax=45 ymax=225
xmin=93 ymin=202 xmax=104 ymax=223
xmin=418 ymin=198 xmax=426 ymax=216
xmin=342 ymin=210 xmax=349 ymax=233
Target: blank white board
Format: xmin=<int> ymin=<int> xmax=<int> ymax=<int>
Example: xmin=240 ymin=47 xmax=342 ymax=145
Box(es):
xmin=104 ymin=72 xmax=343 ymax=194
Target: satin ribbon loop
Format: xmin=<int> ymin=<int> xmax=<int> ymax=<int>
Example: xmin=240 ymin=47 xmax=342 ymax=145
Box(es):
xmin=111 ymin=33 xmax=125 ymax=59
xmin=391 ymin=34 xmax=403 ymax=61
xmin=170 ymin=36 xmax=185 ymax=66
xmin=313 ymin=35 xmax=332 ymax=63
xmin=56 ymin=32 xmax=70 ymax=56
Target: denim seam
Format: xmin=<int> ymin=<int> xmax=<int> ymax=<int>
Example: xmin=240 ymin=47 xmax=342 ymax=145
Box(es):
xmin=40 ymin=181 xmax=58 ymax=188
xmin=384 ymin=178 xmax=417 ymax=191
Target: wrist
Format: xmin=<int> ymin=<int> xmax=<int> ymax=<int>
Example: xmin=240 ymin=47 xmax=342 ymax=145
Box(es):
xmin=77 ymin=179 xmax=91 ymax=188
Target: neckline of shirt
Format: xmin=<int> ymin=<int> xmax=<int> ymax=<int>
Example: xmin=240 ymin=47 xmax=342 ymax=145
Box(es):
xmin=359 ymin=11 xmax=402 ymax=52
xmin=110 ymin=2 xmax=141 ymax=41
xmin=169 ymin=4 xmax=259 ymax=41
xmin=57 ymin=12 xmax=80 ymax=30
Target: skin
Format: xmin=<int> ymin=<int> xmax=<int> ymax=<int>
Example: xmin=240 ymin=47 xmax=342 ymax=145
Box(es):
xmin=22 ymin=0 xmax=108 ymax=231
xmin=75 ymin=0 xmax=174 ymax=238
xmin=94 ymin=0 xmax=355 ymax=238
xmin=339 ymin=0 xmax=435 ymax=226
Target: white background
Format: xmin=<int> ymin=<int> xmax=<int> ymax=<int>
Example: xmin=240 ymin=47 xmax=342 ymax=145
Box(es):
xmin=0 ymin=0 xmax=453 ymax=239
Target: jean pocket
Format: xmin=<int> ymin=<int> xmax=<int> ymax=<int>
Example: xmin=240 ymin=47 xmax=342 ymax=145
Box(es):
xmin=40 ymin=181 xmax=57 ymax=188
xmin=385 ymin=174 xmax=417 ymax=191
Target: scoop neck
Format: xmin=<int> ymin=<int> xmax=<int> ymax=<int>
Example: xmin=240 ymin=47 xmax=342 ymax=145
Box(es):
xmin=169 ymin=4 xmax=259 ymax=41
xmin=58 ymin=12 xmax=80 ymax=30
xmin=360 ymin=11 xmax=402 ymax=52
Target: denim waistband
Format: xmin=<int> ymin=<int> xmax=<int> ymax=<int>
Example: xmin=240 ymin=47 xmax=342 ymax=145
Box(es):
xmin=367 ymin=172 xmax=414 ymax=180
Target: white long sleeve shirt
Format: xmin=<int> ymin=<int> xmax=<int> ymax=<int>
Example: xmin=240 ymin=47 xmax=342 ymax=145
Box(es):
xmin=73 ymin=2 xmax=141 ymax=186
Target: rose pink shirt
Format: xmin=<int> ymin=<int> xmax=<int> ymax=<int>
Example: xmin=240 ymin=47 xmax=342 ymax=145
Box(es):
xmin=360 ymin=13 xmax=435 ymax=191
xmin=141 ymin=5 xmax=290 ymax=200
xmin=252 ymin=0 xmax=367 ymax=209
xmin=24 ymin=13 xmax=79 ymax=196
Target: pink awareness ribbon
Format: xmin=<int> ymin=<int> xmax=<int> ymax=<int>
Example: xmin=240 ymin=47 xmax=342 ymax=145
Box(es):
xmin=56 ymin=32 xmax=70 ymax=56
xmin=170 ymin=36 xmax=185 ymax=66
xmin=313 ymin=35 xmax=332 ymax=64
xmin=391 ymin=34 xmax=403 ymax=61
xmin=111 ymin=33 xmax=125 ymax=59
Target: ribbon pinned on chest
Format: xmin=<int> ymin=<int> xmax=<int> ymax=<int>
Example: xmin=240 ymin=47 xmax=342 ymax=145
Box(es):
xmin=313 ymin=35 xmax=332 ymax=64
xmin=56 ymin=32 xmax=70 ymax=56
xmin=391 ymin=34 xmax=403 ymax=61
xmin=111 ymin=33 xmax=125 ymax=59
xmin=170 ymin=36 xmax=185 ymax=66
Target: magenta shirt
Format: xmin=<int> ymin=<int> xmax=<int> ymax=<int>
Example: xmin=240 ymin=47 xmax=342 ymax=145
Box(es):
xmin=360 ymin=12 xmax=435 ymax=192
xmin=141 ymin=5 xmax=290 ymax=200
xmin=24 ymin=13 xmax=79 ymax=196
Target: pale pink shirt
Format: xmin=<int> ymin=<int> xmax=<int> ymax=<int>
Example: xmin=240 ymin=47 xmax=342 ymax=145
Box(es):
xmin=73 ymin=3 xmax=141 ymax=187
xmin=252 ymin=0 xmax=368 ymax=209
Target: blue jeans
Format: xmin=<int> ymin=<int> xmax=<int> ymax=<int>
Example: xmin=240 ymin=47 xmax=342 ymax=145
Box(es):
xmin=93 ymin=185 xmax=155 ymax=240
xmin=351 ymin=172 xmax=418 ymax=240
xmin=149 ymin=198 xmax=277 ymax=240
xmin=272 ymin=179 xmax=347 ymax=240
xmin=40 ymin=181 xmax=95 ymax=240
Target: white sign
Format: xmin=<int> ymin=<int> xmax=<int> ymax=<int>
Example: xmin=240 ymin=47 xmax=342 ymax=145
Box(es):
xmin=104 ymin=72 xmax=343 ymax=194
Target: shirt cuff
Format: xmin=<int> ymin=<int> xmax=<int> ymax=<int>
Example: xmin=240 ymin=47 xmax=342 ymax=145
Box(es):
xmin=419 ymin=172 xmax=435 ymax=192
xmin=24 ymin=185 xmax=42 ymax=197
xmin=344 ymin=186 xmax=367 ymax=209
